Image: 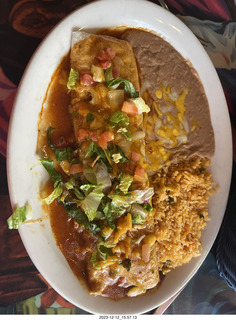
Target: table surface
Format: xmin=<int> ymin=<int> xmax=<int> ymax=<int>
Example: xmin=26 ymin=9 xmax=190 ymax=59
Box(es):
xmin=0 ymin=0 xmax=236 ymax=315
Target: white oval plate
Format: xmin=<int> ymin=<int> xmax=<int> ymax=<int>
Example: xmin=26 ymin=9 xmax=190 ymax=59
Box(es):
xmin=7 ymin=0 xmax=232 ymax=314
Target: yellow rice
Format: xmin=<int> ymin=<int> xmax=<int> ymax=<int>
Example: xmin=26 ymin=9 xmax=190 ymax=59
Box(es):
xmin=151 ymin=156 xmax=214 ymax=275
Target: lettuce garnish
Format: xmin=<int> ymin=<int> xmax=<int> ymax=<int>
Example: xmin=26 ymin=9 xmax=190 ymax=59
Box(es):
xmin=81 ymin=184 xmax=104 ymax=221
xmin=110 ymin=111 xmax=129 ymax=127
xmin=106 ymin=77 xmax=139 ymax=98
xmin=7 ymin=204 xmax=32 ymax=229
xmin=40 ymin=159 xmax=62 ymax=183
xmin=67 ymin=68 xmax=79 ymax=90
xmin=119 ymin=174 xmax=133 ymax=194
xmin=47 ymin=127 xmax=72 ymax=162
xmin=43 ymin=182 xmax=63 ymax=205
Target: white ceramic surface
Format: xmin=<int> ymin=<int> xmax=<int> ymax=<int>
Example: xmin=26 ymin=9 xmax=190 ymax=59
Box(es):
xmin=7 ymin=0 xmax=232 ymax=314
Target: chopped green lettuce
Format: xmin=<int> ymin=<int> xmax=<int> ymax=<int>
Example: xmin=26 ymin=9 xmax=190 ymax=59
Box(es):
xmin=104 ymin=66 xmax=113 ymax=82
xmin=129 ymin=188 xmax=154 ymax=204
xmin=106 ymin=77 xmax=139 ymax=98
xmin=43 ymin=183 xmax=63 ymax=205
xmin=61 ymin=201 xmax=100 ymax=234
xmin=7 ymin=204 xmax=32 ymax=229
xmin=143 ymin=202 xmax=153 ymax=212
xmin=81 ymin=184 xmax=104 ymax=221
xmin=67 ymin=68 xmax=79 ymax=90
xmin=93 ymin=161 xmax=111 ymax=191
xmin=130 ymin=203 xmax=148 ymax=225
xmin=109 ymin=187 xmax=154 ymax=207
xmin=97 ymin=242 xmax=114 ymax=260
xmin=108 ymin=144 xmax=128 ymax=163
xmin=117 ymin=127 xmax=132 ymax=141
xmin=110 ymin=111 xmax=129 ymax=127
xmin=119 ymin=174 xmax=133 ymax=194
xmin=83 ymin=167 xmax=97 ymax=185
xmin=40 ymin=159 xmax=62 ymax=183
xmin=47 ymin=127 xmax=72 ymax=161
xmin=80 ymin=184 xmax=95 ymax=196
xmin=102 ymin=200 xmax=116 ymax=229
xmin=130 ymin=97 xmax=150 ymax=114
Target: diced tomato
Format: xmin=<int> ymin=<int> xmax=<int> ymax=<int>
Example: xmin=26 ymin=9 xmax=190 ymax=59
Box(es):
xmin=134 ymin=164 xmax=146 ymax=182
xmin=98 ymin=131 xmax=114 ymax=149
xmin=76 ymin=129 xmax=98 ymax=142
xmin=102 ymin=131 xmax=115 ymax=142
xmin=112 ymin=65 xmax=120 ymax=78
xmin=99 ymin=60 xmax=112 ymax=69
xmin=53 ymin=136 xmax=68 ymax=148
xmin=76 ymin=129 xmax=89 ymax=142
xmin=106 ymin=48 xmax=116 ymax=60
xmin=131 ymin=151 xmax=141 ymax=162
xmin=98 ymin=135 xmax=107 ymax=149
xmin=89 ymin=132 xmax=98 ymax=142
xmin=80 ymin=73 xmax=95 ymax=86
xmin=97 ymin=49 xmax=108 ymax=61
xmin=69 ymin=163 xmax=83 ymax=174
xmin=97 ymin=48 xmax=116 ymax=61
xmin=121 ymin=101 xmax=139 ymax=115
xmin=97 ymin=48 xmax=116 ymax=70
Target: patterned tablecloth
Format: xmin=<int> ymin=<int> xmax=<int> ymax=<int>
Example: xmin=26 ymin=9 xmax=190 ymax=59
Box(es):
xmin=0 ymin=0 xmax=236 ymax=315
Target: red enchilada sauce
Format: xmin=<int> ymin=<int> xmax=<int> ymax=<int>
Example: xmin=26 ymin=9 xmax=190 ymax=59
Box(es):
xmin=38 ymin=53 xmax=131 ymax=299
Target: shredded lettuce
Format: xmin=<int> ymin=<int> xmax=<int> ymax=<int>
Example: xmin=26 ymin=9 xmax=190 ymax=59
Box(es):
xmin=80 ymin=184 xmax=95 ymax=196
xmin=85 ymin=140 xmax=106 ymax=159
xmin=130 ymin=203 xmax=148 ymax=225
xmin=129 ymin=188 xmax=154 ymax=204
xmin=117 ymin=127 xmax=132 ymax=141
xmin=104 ymin=66 xmax=113 ymax=82
xmin=97 ymin=242 xmax=114 ymax=260
xmin=40 ymin=159 xmax=62 ymax=183
xmin=110 ymin=111 xmax=129 ymax=127
xmin=130 ymin=97 xmax=150 ymax=114
xmin=47 ymin=127 xmax=72 ymax=161
xmin=65 ymin=181 xmax=74 ymax=190
xmin=90 ymin=242 xmax=114 ymax=269
xmin=73 ymin=187 xmax=85 ymax=201
xmin=7 ymin=204 xmax=32 ymax=229
xmin=109 ymin=187 xmax=154 ymax=207
xmin=93 ymin=161 xmax=112 ymax=192
xmin=119 ymin=174 xmax=133 ymax=194
xmin=43 ymin=183 xmax=63 ymax=205
xmin=83 ymin=167 xmax=97 ymax=185
xmin=61 ymin=201 xmax=100 ymax=234
xmin=108 ymin=144 xmax=128 ymax=163
xmin=67 ymin=68 xmax=79 ymax=90
xmin=143 ymin=202 xmax=153 ymax=213
xmin=102 ymin=200 xmax=116 ymax=229
xmin=91 ymin=65 xmax=105 ymax=82
xmin=106 ymin=77 xmax=139 ymax=98
xmin=81 ymin=184 xmax=104 ymax=221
